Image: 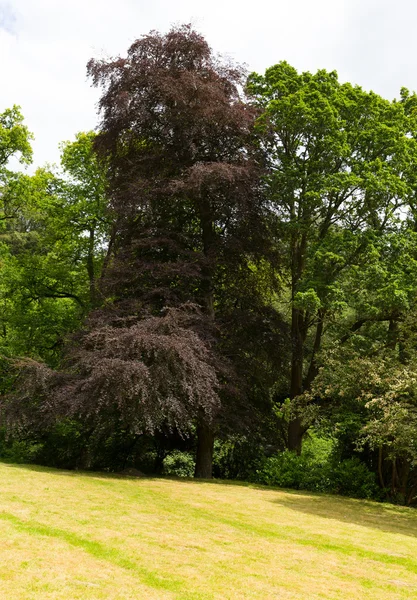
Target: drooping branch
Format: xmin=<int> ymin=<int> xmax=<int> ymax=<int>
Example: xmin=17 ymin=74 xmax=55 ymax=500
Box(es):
xmin=339 ymin=314 xmax=399 ymax=345
xmin=4 ymin=306 xmax=223 ymax=439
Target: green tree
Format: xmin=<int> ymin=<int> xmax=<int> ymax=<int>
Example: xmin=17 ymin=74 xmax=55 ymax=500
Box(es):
xmin=0 ymin=105 xmax=33 ymax=224
xmin=247 ymin=63 xmax=417 ymax=452
xmin=0 ymin=132 xmax=111 ymax=363
xmin=0 ymin=105 xmax=32 ymax=170
xmin=59 ymin=131 xmax=111 ymax=306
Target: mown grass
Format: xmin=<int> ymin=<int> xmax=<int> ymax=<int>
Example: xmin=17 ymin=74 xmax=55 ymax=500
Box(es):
xmin=1 ymin=464 xmax=417 ymax=598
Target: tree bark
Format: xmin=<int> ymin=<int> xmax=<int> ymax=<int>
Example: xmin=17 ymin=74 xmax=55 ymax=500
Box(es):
xmin=387 ymin=319 xmax=398 ymax=350
xmin=194 ymin=199 xmax=216 ymax=478
xmin=288 ymin=306 xmax=305 ymax=454
xmin=194 ymin=411 xmax=214 ymax=478
xmin=304 ymin=311 xmax=325 ymax=390
xmin=287 ymin=231 xmax=308 ymax=453
xmin=287 ymin=416 xmax=303 ymax=455
xmin=86 ymin=228 xmax=96 ymax=307
xmin=378 ymin=446 xmax=385 ymax=490
xmin=100 ymin=222 xmax=116 ymax=284
xmin=287 ymin=312 xmax=325 ymax=455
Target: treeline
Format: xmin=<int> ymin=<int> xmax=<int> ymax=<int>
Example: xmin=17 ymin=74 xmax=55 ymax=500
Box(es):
xmin=2 ymin=25 xmax=417 ymax=504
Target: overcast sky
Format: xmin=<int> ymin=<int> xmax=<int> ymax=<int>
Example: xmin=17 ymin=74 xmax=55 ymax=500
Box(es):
xmin=1 ymin=0 xmax=417 ymax=169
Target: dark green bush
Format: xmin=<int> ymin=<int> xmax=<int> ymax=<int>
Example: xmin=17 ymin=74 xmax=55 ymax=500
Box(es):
xmin=331 ymin=457 xmax=380 ymax=499
xmin=255 ymin=436 xmax=379 ymax=499
xmin=255 ymin=451 xmax=332 ymax=493
xmin=163 ymin=451 xmax=195 ymax=477
xmin=212 ymin=435 xmax=269 ymax=480
xmin=0 ymin=437 xmax=43 ymax=464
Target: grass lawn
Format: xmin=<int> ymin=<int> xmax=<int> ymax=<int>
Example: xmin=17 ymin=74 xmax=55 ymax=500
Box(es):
xmin=0 ymin=464 xmax=417 ymax=598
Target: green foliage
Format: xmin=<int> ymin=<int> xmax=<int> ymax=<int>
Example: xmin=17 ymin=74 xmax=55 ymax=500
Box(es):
xmin=0 ymin=105 xmax=33 ymax=168
xmin=58 ymin=131 xmax=111 ymax=304
xmin=293 ymin=289 xmax=321 ymax=313
xmin=0 ymin=420 xmax=93 ymax=469
xmin=5 ymin=41 xmax=417 ymax=500
xmin=0 ymin=169 xmax=85 ymax=362
xmin=163 ymin=451 xmax=195 ymax=478
xmin=0 ymin=129 xmax=111 ymax=364
xmin=255 ymin=437 xmax=333 ymax=492
xmin=255 ymin=436 xmax=379 ymax=499
xmin=213 ymin=436 xmax=270 ymax=481
xmin=0 ymin=428 xmax=42 ymax=464
xmin=247 ymin=61 xmax=417 ymax=453
xmin=331 ymin=457 xmax=380 ymax=499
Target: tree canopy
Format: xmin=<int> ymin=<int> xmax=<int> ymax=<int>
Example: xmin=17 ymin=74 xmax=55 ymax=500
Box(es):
xmin=2 ymin=25 xmax=417 ymax=502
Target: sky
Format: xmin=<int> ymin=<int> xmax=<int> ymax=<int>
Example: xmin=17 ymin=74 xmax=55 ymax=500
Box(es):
xmin=1 ymin=0 xmax=417 ymax=169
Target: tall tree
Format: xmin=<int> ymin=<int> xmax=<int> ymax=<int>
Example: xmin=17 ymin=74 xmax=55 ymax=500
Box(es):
xmin=247 ymin=63 xmax=417 ymax=452
xmin=87 ymin=25 xmax=263 ymax=477
xmin=59 ymin=131 xmax=112 ymax=307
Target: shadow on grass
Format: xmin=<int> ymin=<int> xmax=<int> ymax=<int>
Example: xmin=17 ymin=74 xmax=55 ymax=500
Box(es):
xmin=269 ymin=490 xmax=417 ymax=539
xmin=4 ymin=461 xmax=417 ymax=540
xmin=0 ymin=460 xmax=254 ymax=484
xmin=0 ymin=461 xmax=160 ymax=481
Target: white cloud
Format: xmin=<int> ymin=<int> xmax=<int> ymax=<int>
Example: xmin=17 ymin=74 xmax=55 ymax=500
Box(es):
xmin=1 ymin=0 xmax=417 ymax=168
xmin=0 ymin=2 xmax=16 ymax=35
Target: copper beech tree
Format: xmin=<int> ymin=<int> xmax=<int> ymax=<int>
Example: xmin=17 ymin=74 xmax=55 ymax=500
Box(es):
xmin=86 ymin=25 xmax=264 ymax=477
xmin=6 ymin=26 xmax=264 ymax=478
xmin=5 ymin=306 xmax=222 ymax=447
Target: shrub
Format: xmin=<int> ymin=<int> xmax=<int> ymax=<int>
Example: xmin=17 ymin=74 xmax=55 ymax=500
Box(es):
xmin=0 ymin=438 xmax=43 ymax=464
xmin=212 ymin=436 xmax=267 ymax=480
xmin=255 ymin=435 xmax=379 ymax=499
xmin=331 ymin=457 xmax=379 ymax=499
xmin=255 ymin=450 xmax=332 ymax=493
xmin=163 ymin=451 xmax=195 ymax=477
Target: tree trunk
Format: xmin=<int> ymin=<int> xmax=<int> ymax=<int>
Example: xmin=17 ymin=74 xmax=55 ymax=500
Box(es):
xmin=100 ymin=222 xmax=116 ymax=283
xmin=387 ymin=319 xmax=398 ymax=350
xmin=194 ymin=200 xmax=216 ymax=478
xmin=287 ymin=305 xmax=306 ymax=454
xmin=194 ymin=412 xmax=214 ymax=479
xmin=391 ymin=459 xmax=399 ymax=496
xmin=398 ymin=458 xmax=410 ymax=500
xmin=287 ymin=232 xmax=307 ymax=454
xmin=288 ymin=416 xmax=303 ymax=455
xmin=86 ymin=228 xmax=96 ymax=307
xmin=378 ymin=446 xmax=385 ymax=490
xmin=304 ymin=311 xmax=324 ymax=390
xmin=153 ymin=451 xmax=166 ymax=475
xmin=289 ymin=312 xmax=325 ymax=454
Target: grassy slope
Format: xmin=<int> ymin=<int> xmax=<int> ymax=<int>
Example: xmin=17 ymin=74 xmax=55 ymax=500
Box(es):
xmin=0 ymin=464 xmax=417 ymax=598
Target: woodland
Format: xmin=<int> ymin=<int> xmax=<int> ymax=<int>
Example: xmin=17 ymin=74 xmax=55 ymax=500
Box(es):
xmin=2 ymin=24 xmax=417 ymax=505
